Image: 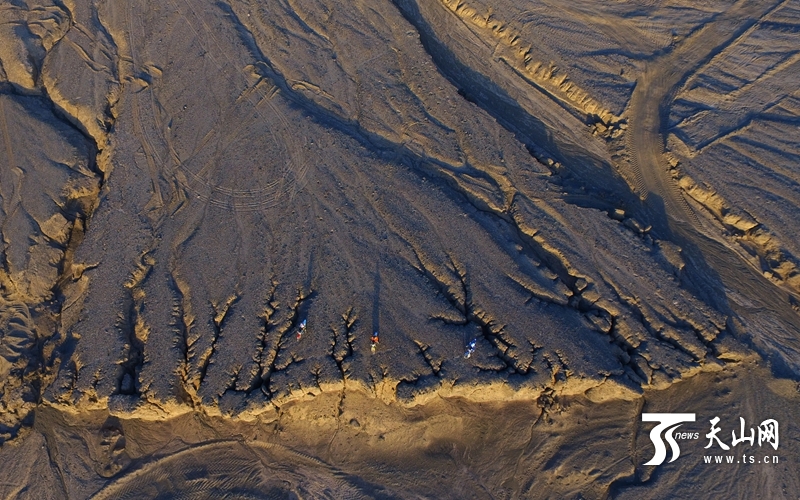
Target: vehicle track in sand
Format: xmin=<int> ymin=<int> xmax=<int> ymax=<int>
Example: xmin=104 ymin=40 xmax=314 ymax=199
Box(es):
xmin=626 ymin=0 xmax=800 ymax=362
xmin=124 ymin=0 xmax=309 ymax=212
xmin=90 ymin=439 xmax=373 ymax=499
xmin=627 ymin=0 xmax=787 ymax=221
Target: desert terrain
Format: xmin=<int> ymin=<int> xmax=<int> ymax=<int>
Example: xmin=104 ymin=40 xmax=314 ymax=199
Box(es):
xmin=0 ymin=0 xmax=798 ymax=498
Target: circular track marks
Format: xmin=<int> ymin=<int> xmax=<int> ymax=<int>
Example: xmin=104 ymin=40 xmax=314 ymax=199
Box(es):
xmin=91 ymin=440 xmax=373 ymax=499
xmin=125 ymin=0 xmax=309 ymax=212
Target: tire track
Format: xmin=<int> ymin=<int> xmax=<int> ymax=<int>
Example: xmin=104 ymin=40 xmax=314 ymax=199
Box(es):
xmin=90 ymin=439 xmax=373 ymax=499
xmin=125 ymin=0 xmax=309 ymax=211
xmin=628 ymin=0 xmax=788 ymax=221
xmin=169 ymin=0 xmax=310 ymax=209
xmin=126 ymin=2 xmax=165 ymax=212
xmin=0 ymin=98 xmax=23 ymax=279
xmin=626 ymin=0 xmax=800 ymax=368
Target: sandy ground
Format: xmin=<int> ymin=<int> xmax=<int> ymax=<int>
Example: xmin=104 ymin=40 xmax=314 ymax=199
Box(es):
xmin=1 ymin=0 xmax=799 ymax=498
xmin=0 ymin=361 xmax=796 ymax=499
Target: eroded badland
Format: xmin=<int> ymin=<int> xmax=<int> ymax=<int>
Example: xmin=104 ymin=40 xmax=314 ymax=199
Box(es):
xmin=1 ymin=0 xmax=799 ymax=498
